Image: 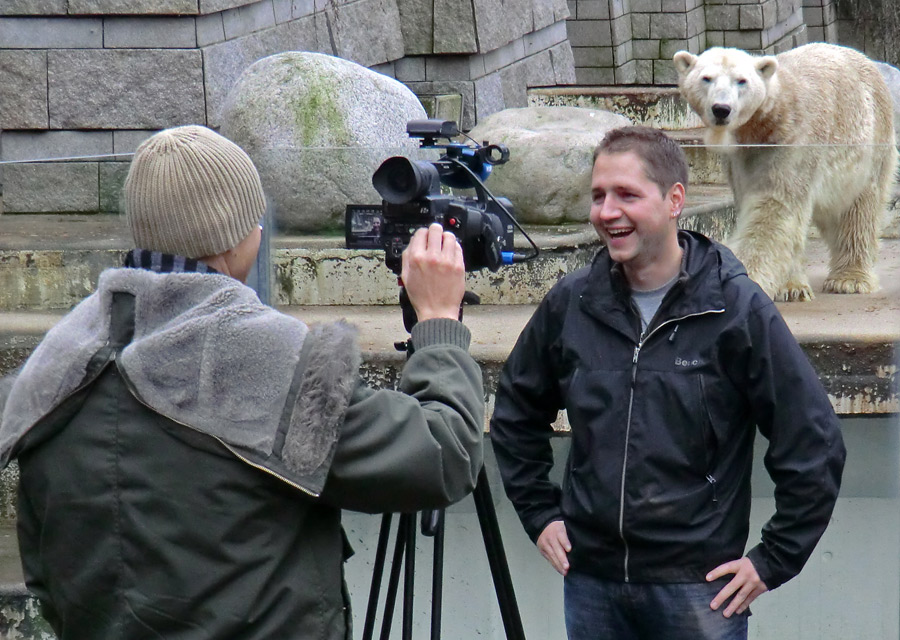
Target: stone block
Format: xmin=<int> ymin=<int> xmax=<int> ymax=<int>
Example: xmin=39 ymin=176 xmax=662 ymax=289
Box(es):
xmin=741 ymin=4 xmax=766 ymax=28
xmin=633 ymin=13 xmax=651 ymax=38
xmin=611 ymin=14 xmax=632 ymax=46
xmin=804 ymin=4 xmax=824 ymax=26
xmin=434 ymin=0 xmax=477 ymax=53
xmin=427 ymin=80 xmax=476 ymax=128
xmin=197 ymin=13 xmax=227 ymax=46
xmin=483 ymin=40 xmax=518 ymax=74
xmin=651 ymin=12 xmax=688 ymax=38
xmin=574 ymin=66 xmax=615 ymax=84
xmin=524 ymin=20 xmax=568 ymax=56
xmin=660 ymin=38 xmax=689 ymax=58
xmin=633 ymin=39 xmax=661 ymax=59
xmin=762 ymin=0 xmax=778 ymax=26
xmin=706 ymin=5 xmax=740 ymax=30
xmin=200 ymin=0 xmax=259 ymax=13
xmin=687 ymin=6 xmax=705 ymax=37
xmin=418 ymin=93 xmax=463 ymax=123
xmin=474 ymin=72 xmax=505 ymax=121
xmin=635 ymin=58 xmax=654 ymax=83
xmin=397 ymin=0 xmax=433 ymax=55
xmin=806 ymin=25 xmax=825 ymax=41
xmin=610 ymin=0 xmax=627 ymax=18
xmin=324 ymin=0 xmax=405 ymax=67
xmin=112 ymin=130 xmax=155 ymax=155
xmin=662 ymin=0 xmax=688 ymax=11
xmin=632 ymin=0 xmax=662 ymax=12
xmin=1 ymin=0 xmax=66 ymax=14
xmin=725 ymin=29 xmax=763 ymax=48
xmin=549 ymin=41 xmax=576 ymax=85
xmin=0 ymin=16 xmax=102 ymax=48
xmin=103 ymin=16 xmax=197 ymax=48
xmin=567 ymin=0 xmax=577 ymax=19
xmin=0 ymin=50 xmax=47 ymax=130
xmin=425 ymin=56 xmax=471 ymax=81
xmin=48 ymin=50 xmax=205 ymax=129
xmin=500 ymin=62 xmax=528 ymax=109
xmin=222 ymin=1 xmax=277 ymax=39
xmin=274 ymin=0 xmax=292 ymax=22
xmin=706 ymin=30 xmax=725 ymax=46
xmin=615 ymin=59 xmax=637 ymax=83
xmin=613 ymin=40 xmax=633 ymax=66
xmin=577 ymin=0 xmax=609 ymax=19
xmin=3 ymin=163 xmax=98 ymax=213
xmin=521 ymin=49 xmax=556 ymax=87
xmin=653 ymin=58 xmax=678 ymax=84
xmin=99 ymin=162 xmax=130 ymax=213
xmin=533 ymin=0 xmax=555 ymax=29
xmin=0 ymin=131 xmax=113 ymax=163
xmin=573 ymin=45 xmax=614 ymax=67
xmin=567 ymin=19 xmax=612 ymax=47
xmin=292 ymin=0 xmax=315 ymax=17
xmin=473 ymin=0 xmax=533 ymax=52
xmin=68 ymin=0 xmax=197 ymax=14
xmin=394 ymin=56 xmax=426 ymax=81
xmin=554 ymin=0 xmax=571 ymax=21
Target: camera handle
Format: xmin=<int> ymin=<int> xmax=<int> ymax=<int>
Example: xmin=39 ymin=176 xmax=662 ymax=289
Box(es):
xmin=394 ymin=284 xmax=482 ymax=351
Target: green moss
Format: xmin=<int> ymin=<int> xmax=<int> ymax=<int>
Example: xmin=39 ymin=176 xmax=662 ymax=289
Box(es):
xmin=279 ymin=58 xmax=350 ymax=147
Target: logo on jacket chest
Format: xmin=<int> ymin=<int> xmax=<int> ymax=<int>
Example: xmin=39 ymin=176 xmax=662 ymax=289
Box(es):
xmin=674 ymin=356 xmax=701 ymax=368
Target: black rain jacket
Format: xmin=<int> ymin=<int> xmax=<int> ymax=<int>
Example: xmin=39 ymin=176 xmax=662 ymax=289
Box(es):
xmin=491 ymin=230 xmax=846 ymax=590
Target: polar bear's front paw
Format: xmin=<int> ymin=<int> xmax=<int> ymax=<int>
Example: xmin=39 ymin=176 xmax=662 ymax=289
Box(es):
xmin=823 ymin=273 xmax=879 ymax=294
xmin=774 ymin=282 xmax=815 ymax=302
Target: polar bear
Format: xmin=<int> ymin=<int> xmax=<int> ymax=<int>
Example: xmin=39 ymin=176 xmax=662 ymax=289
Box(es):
xmin=673 ymin=43 xmax=897 ymax=301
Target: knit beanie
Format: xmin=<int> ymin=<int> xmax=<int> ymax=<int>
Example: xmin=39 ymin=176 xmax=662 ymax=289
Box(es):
xmin=124 ymin=125 xmax=266 ymax=259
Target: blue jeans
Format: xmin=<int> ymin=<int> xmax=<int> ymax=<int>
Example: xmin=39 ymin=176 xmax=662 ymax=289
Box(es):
xmin=564 ymin=572 xmax=749 ymax=640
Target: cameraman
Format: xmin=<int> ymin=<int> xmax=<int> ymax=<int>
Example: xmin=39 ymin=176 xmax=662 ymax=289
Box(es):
xmin=0 ymin=125 xmax=484 ymax=639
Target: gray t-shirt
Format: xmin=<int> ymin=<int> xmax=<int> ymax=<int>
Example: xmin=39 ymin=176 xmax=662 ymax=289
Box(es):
xmin=631 ymin=276 xmax=678 ymax=334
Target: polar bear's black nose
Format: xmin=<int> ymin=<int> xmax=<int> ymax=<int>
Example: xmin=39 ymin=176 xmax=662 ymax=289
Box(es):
xmin=711 ymin=104 xmax=731 ymax=121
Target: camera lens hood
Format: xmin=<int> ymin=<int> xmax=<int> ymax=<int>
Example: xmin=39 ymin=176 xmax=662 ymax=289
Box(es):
xmin=372 ymin=157 xmax=441 ymax=205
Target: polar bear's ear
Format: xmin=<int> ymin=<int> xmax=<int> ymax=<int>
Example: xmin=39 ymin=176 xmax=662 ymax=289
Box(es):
xmin=673 ymin=51 xmax=696 ymax=75
xmin=756 ymin=56 xmax=778 ymax=81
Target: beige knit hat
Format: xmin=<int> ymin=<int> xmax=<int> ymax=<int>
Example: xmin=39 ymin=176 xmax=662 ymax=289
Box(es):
xmin=124 ymin=125 xmax=266 ymax=258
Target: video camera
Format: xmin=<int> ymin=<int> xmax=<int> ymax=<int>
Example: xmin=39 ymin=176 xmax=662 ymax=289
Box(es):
xmin=345 ymin=120 xmax=533 ymax=274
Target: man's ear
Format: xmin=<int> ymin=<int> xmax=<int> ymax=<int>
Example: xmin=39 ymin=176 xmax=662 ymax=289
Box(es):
xmin=668 ymin=182 xmax=686 ymax=218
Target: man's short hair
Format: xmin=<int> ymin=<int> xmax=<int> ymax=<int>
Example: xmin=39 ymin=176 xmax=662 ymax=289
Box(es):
xmin=593 ymin=126 xmax=689 ymax=196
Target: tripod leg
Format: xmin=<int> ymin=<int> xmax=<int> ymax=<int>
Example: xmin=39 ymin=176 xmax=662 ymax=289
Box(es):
xmin=473 ymin=467 xmax=527 ymax=640
xmin=362 ymin=514 xmax=393 ymax=640
xmin=402 ymin=514 xmax=416 ymax=640
xmin=430 ymin=509 xmax=445 ymax=640
xmin=379 ymin=514 xmax=410 ymax=640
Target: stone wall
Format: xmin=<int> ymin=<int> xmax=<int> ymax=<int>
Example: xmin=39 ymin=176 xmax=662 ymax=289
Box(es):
xmin=0 ymin=0 xmax=574 ymax=215
xmin=565 ymin=0 xmax=822 ymax=85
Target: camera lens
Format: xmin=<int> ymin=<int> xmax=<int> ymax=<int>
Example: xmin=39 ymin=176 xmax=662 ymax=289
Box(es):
xmin=373 ymin=157 xmax=440 ymax=204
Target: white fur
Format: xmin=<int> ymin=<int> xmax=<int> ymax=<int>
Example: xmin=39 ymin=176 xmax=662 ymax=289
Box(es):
xmin=674 ymin=43 xmax=898 ymax=301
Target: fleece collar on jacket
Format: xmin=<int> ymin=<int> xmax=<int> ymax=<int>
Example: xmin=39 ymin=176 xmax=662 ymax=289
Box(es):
xmin=0 ymin=268 xmax=360 ymax=494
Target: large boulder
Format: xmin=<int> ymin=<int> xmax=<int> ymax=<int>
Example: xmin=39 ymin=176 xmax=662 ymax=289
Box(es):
xmin=221 ymin=52 xmax=427 ymax=232
xmin=464 ymin=106 xmax=631 ymax=224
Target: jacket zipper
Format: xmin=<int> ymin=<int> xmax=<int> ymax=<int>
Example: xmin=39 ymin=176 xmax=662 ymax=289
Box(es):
xmin=617 ymin=306 xmax=725 ymax=583
xmin=118 ymin=364 xmax=320 ymax=498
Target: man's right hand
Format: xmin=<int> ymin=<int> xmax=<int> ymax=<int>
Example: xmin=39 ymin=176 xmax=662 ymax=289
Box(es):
xmin=537 ymin=520 xmax=572 ymax=576
xmin=401 ymin=223 xmax=466 ymax=322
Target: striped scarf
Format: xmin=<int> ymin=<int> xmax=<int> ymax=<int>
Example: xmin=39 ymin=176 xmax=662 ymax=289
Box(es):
xmin=124 ymin=249 xmax=219 ymax=275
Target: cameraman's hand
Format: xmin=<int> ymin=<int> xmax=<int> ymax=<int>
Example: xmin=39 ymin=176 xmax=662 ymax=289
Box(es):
xmin=401 ymin=223 xmax=465 ymax=322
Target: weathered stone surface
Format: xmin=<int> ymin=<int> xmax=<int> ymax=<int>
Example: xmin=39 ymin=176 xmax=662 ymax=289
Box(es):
xmin=465 ymin=106 xmax=630 ymax=223
xmin=0 ymin=131 xmax=112 ymax=163
xmin=203 ymin=15 xmax=326 ymax=127
xmin=3 ymin=163 xmax=98 ymax=214
xmin=99 ymin=162 xmax=130 ymax=213
xmin=48 ymin=50 xmax=204 ymax=129
xmin=0 ymin=16 xmax=102 ymax=48
xmin=220 ymin=52 xmax=427 ymax=231
xmin=434 ymin=0 xmax=477 ymax=54
xmin=0 ymin=0 xmax=66 ymax=14
xmin=549 ymin=41 xmax=577 ymax=84
xmin=103 ymin=16 xmax=198 ymax=48
xmin=397 ymin=0 xmax=433 ymax=54
xmin=474 ymin=72 xmax=505 ymax=121
xmin=473 ymin=0 xmax=533 ymax=51
xmin=221 ymin=1 xmax=276 ymax=39
xmin=0 ymin=50 xmax=47 ymax=130
xmin=67 ymin=0 xmax=198 ymax=14
xmin=200 ymin=0 xmax=259 ymax=13
xmin=323 ymin=0 xmax=405 ymax=67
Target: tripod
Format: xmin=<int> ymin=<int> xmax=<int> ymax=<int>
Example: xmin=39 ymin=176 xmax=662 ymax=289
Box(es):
xmin=361 ymin=290 xmax=526 ymax=640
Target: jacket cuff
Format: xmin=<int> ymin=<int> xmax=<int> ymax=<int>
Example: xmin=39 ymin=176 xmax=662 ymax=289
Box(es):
xmin=410 ymin=318 xmax=471 ymax=351
xmin=746 ymin=544 xmax=785 ymax=591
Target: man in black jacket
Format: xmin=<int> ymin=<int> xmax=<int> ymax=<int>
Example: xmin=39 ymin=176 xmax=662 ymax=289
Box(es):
xmin=491 ymin=126 xmax=846 ymax=639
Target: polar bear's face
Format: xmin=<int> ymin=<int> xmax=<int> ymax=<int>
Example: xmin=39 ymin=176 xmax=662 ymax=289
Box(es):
xmin=673 ymin=48 xmax=777 ymax=132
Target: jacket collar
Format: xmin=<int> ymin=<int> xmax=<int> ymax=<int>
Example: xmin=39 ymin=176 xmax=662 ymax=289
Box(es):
xmin=579 ymin=230 xmax=727 ymax=337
